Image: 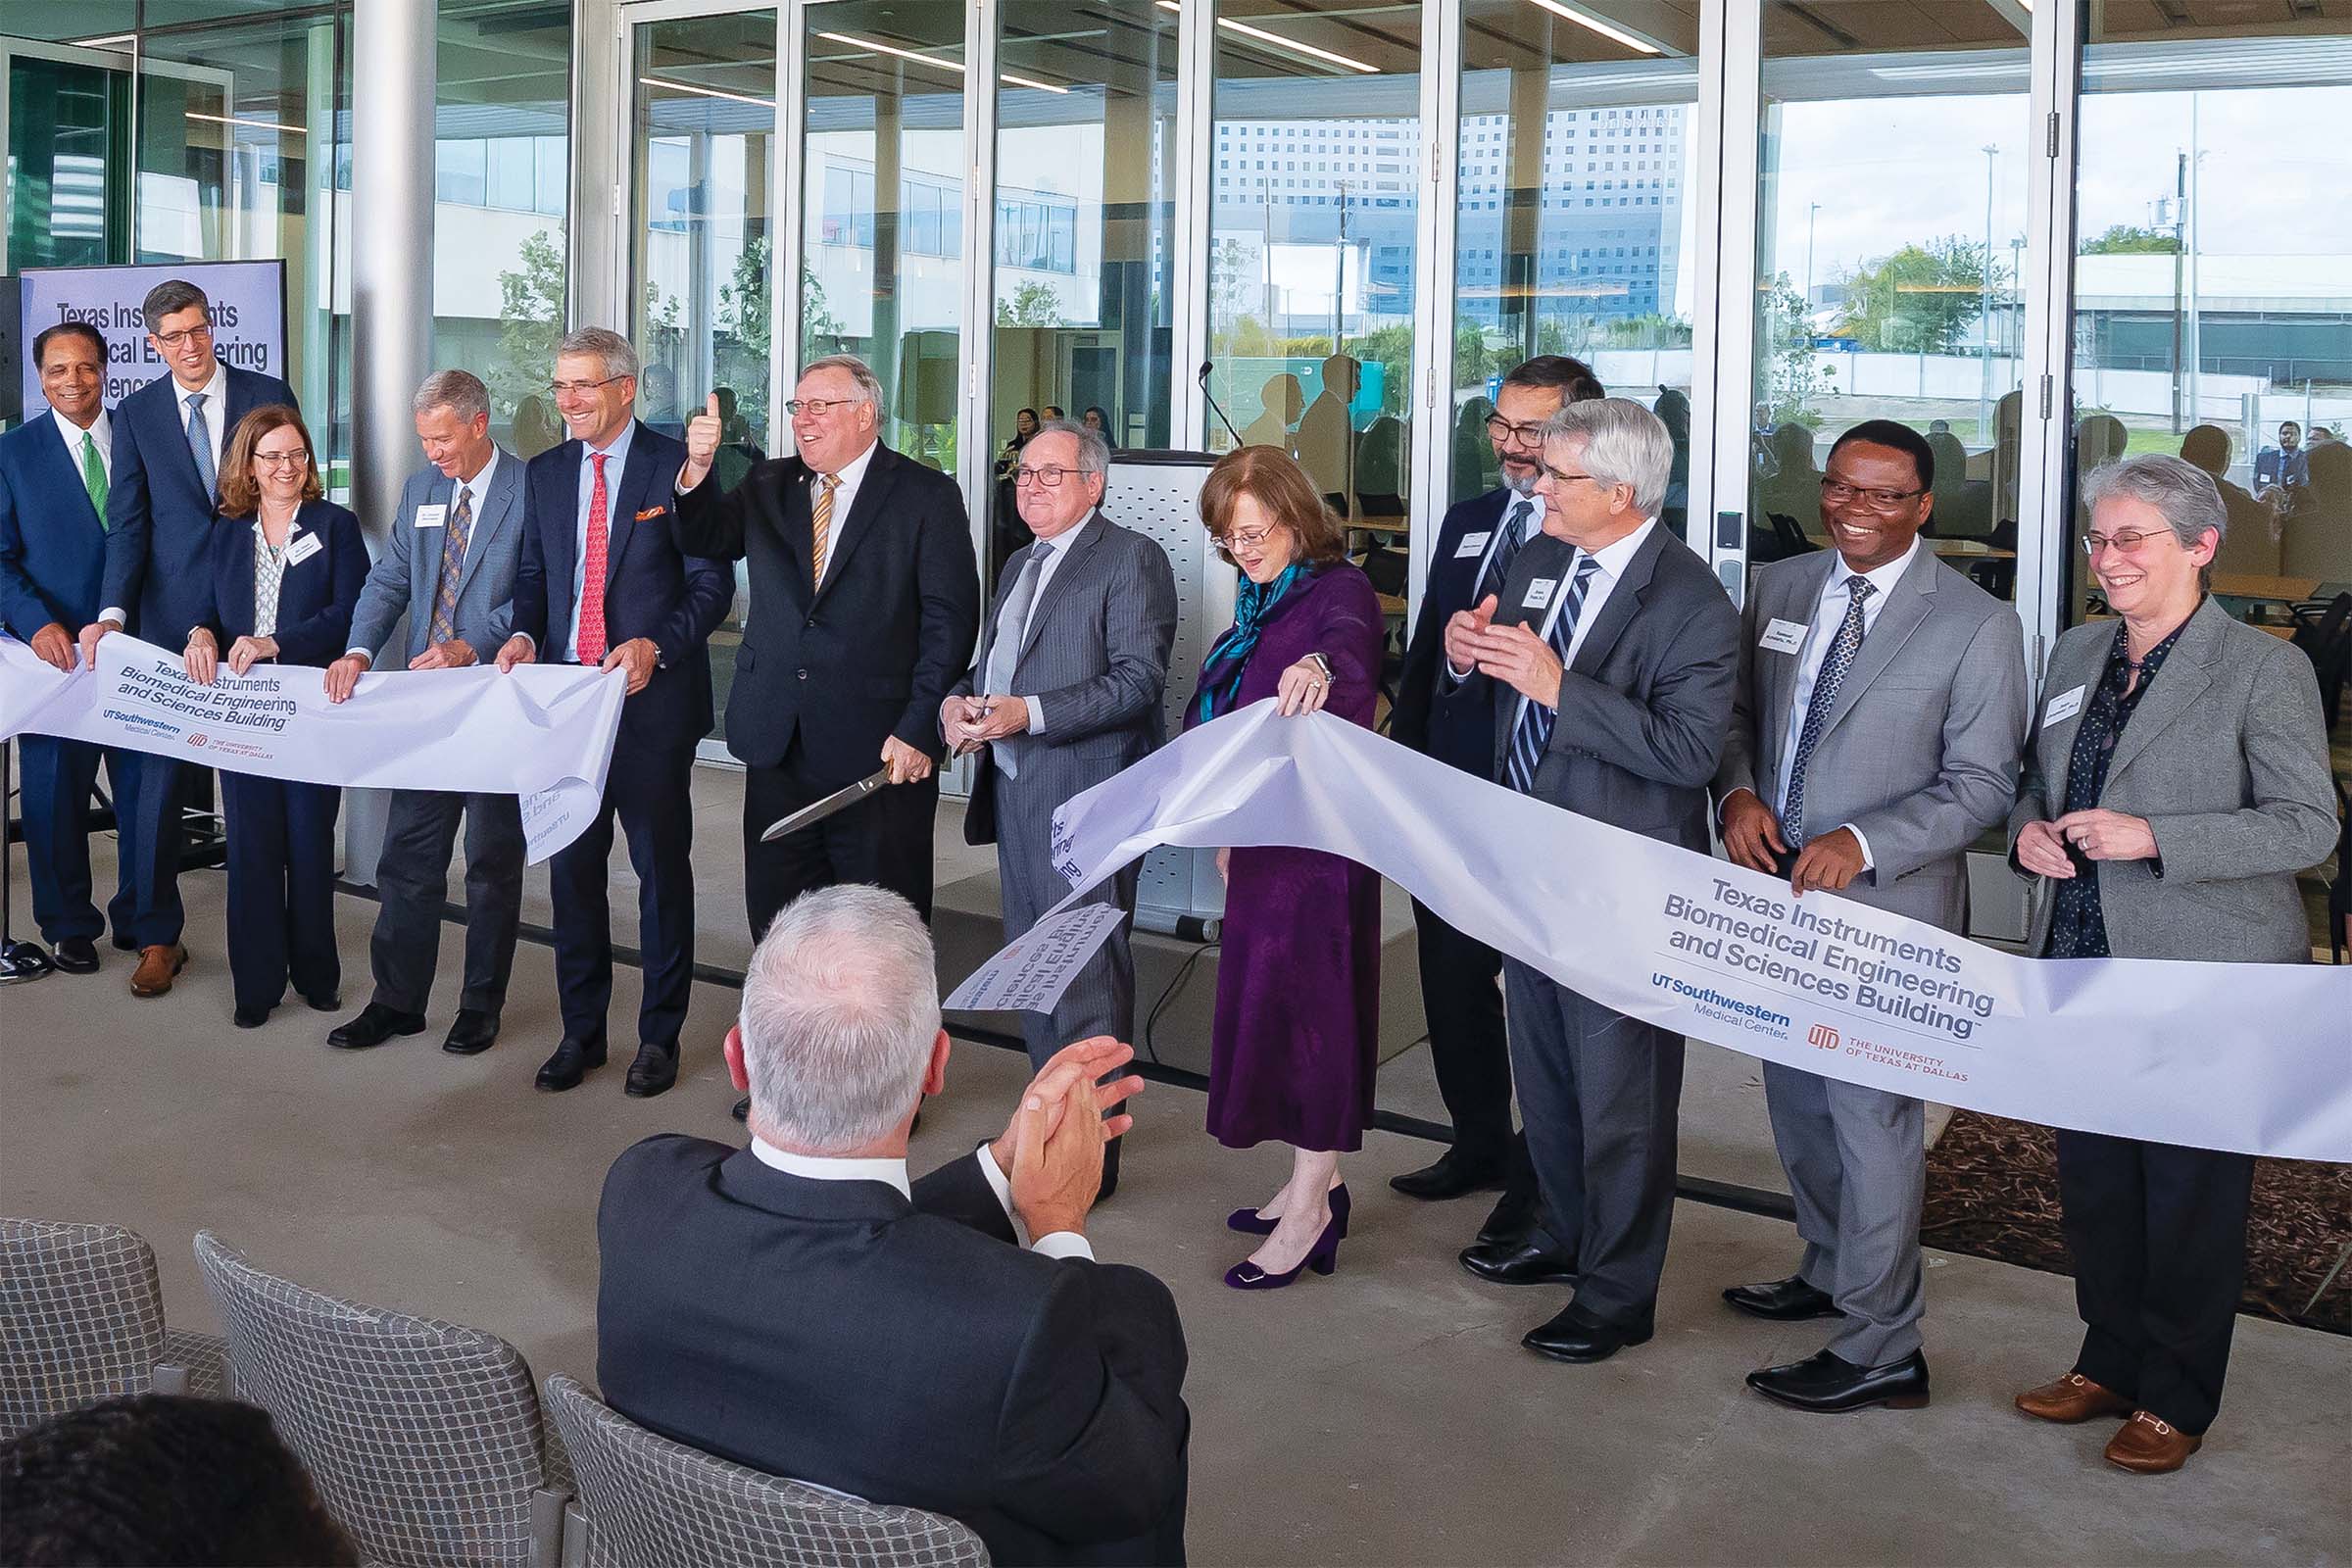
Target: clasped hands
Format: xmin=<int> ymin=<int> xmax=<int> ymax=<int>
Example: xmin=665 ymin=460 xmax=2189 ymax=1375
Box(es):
xmin=1444 ymin=594 xmax=1563 ymax=709
xmin=2015 ymin=809 xmax=2157 ymax=878
xmin=941 ymin=694 xmax=1029 ymax=757
xmin=986 ymin=1037 xmax=1146 ymax=1239
xmin=1720 ymin=789 xmax=1865 ymax=896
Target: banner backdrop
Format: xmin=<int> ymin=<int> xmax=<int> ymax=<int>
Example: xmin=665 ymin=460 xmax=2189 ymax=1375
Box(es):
xmin=947 ymin=703 xmax=2352 ymax=1164
xmin=0 ymin=637 xmax=624 ymax=863
xmin=18 ymin=260 xmax=289 ymax=413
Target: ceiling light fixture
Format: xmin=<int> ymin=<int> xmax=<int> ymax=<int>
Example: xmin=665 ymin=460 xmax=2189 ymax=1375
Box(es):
xmin=818 ymin=30 xmax=1072 ymax=93
xmin=1155 ymin=2 xmax=1379 ymax=74
xmin=184 ymin=110 xmax=307 ymax=135
xmin=638 ymin=74 xmax=777 ymax=110
xmin=1527 ymin=0 xmax=1661 ymax=56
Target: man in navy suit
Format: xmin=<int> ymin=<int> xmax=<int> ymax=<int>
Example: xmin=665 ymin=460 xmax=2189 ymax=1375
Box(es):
xmin=78 ymin=278 xmax=298 ymax=999
xmin=0 ymin=322 xmax=137 ymax=975
xmin=1387 ymin=356 xmax=1601 ymax=1243
xmin=497 ymin=327 xmax=731 ymax=1099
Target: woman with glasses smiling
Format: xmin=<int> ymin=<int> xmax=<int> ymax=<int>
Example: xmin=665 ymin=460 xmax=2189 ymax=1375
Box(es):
xmin=2007 ymin=454 xmax=2334 ymax=1474
xmin=1185 ymin=445 xmax=1386 ymax=1291
xmin=179 ymin=406 xmax=368 ymax=1030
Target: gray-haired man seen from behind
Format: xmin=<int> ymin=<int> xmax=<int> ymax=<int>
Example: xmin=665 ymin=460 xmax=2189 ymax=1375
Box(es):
xmin=944 ymin=418 xmax=1178 ymax=1200
xmin=595 ymin=886 xmax=1191 ymax=1566
xmin=323 ymin=370 xmax=528 ymax=1056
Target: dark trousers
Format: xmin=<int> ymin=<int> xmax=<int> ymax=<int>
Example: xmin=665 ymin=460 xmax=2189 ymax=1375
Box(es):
xmin=17 ymin=736 xmax=139 ymax=944
xmin=550 ymin=744 xmax=696 ymax=1052
xmin=219 ymin=773 xmax=341 ymax=1014
xmin=115 ymin=750 xmax=189 ymax=950
xmin=743 ymin=742 xmax=940 ymax=938
xmin=1503 ymin=956 xmax=1685 ymax=1326
xmin=2057 ymin=1129 xmax=2255 ymax=1436
xmin=368 ymin=788 xmax=523 ymax=1017
xmin=1410 ymin=897 xmax=1515 ymax=1165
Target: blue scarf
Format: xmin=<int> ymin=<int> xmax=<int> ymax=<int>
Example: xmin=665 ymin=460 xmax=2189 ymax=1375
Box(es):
xmin=1193 ymin=562 xmax=1310 ymax=724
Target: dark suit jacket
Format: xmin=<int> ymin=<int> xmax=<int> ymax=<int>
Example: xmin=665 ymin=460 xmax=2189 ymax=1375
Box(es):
xmin=597 ymin=1135 xmax=1190 ymax=1567
xmin=102 ymin=364 xmax=297 ymax=638
xmin=1481 ymin=521 xmax=1740 ymax=853
xmin=1390 ymin=485 xmax=1514 ymax=773
xmin=672 ymin=442 xmax=981 ymax=782
xmin=0 ymin=415 xmax=110 ymax=637
xmin=192 ymin=499 xmax=369 ymax=667
xmin=511 ymin=421 xmax=732 ymax=754
xmin=952 ymin=512 xmax=1178 ymax=845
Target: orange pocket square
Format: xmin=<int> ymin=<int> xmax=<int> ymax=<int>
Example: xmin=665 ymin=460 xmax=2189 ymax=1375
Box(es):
xmin=634 ymin=506 xmax=666 ymax=521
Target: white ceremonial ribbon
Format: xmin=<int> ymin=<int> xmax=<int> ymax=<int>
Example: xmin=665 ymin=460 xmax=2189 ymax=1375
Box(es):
xmin=0 ymin=636 xmax=625 ymax=863
xmin=948 ymin=702 xmax=2352 ymax=1163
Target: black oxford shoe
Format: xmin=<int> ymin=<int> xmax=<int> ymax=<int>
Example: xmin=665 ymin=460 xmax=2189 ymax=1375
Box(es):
xmin=1523 ymin=1302 xmax=1653 ymax=1364
xmin=52 ymin=937 xmax=100 ymax=974
xmin=535 ymin=1038 xmax=607 ymax=1092
xmin=1459 ymin=1239 xmax=1580 ymax=1287
xmin=328 ymin=1003 xmax=427 ymax=1052
xmin=1747 ymin=1348 xmax=1930 ymax=1412
xmin=625 ymin=1043 xmax=679 ymax=1098
xmin=1723 ymin=1275 xmax=1842 ymax=1321
xmin=442 ymin=1009 xmax=501 ymax=1055
xmin=1390 ymin=1151 xmax=1507 ymax=1201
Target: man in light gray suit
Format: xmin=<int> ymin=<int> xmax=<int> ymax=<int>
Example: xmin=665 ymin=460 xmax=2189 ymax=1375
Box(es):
xmin=322 ymin=369 xmax=528 ymax=1057
xmin=1714 ymin=419 xmax=2030 ymax=1412
xmin=943 ymin=419 xmax=1177 ymax=1197
xmin=1448 ymin=398 xmax=1740 ymax=1364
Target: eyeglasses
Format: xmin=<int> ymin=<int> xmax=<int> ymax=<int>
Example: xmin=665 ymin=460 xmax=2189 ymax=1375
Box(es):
xmin=253 ymin=449 xmax=311 ymax=470
xmin=1540 ymin=467 xmax=1601 ymax=488
xmin=152 ymin=323 xmax=214 ymax=349
xmin=1208 ymin=524 xmax=1282 ymax=552
xmin=1821 ymin=476 xmax=1925 ymax=512
xmin=1013 ymin=464 xmax=1088 ymax=488
xmin=547 ymin=374 xmax=629 ymax=398
xmin=2082 ymin=527 xmax=2173 ymax=556
xmin=1486 ymin=416 xmax=1550 ymax=447
xmin=785 ymin=397 xmax=863 ymax=417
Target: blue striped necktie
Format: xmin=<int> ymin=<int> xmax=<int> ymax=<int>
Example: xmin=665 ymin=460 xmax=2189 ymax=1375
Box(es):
xmin=1476 ymin=496 xmax=1533 ymax=607
xmin=185 ymin=392 xmax=217 ymax=497
xmin=1782 ymin=576 xmax=1875 ymax=846
xmin=1504 ymin=553 xmax=1600 ymax=793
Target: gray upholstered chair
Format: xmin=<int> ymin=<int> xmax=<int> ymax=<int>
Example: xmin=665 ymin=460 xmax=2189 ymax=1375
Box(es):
xmin=0 ymin=1218 xmax=229 ymax=1438
xmin=543 ymin=1375 xmax=990 ymax=1568
xmin=193 ymin=1231 xmax=576 ymax=1568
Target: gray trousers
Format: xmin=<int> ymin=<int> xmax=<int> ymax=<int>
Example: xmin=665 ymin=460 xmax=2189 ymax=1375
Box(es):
xmin=1503 ymin=957 xmax=1685 ymax=1326
xmin=1764 ymin=1061 xmax=1927 ymax=1365
xmin=368 ymin=788 xmax=524 ymax=1016
xmin=994 ymin=767 xmax=1139 ymax=1064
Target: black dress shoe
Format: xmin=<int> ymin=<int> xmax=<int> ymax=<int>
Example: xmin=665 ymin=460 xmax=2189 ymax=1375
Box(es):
xmin=1523 ymin=1302 xmax=1653 ymax=1364
xmin=111 ymin=933 xmax=138 ymax=953
xmin=328 ymin=1003 xmax=428 ymax=1052
xmin=1390 ymin=1150 xmax=1507 ymax=1201
xmin=732 ymin=1094 xmax=751 ymax=1122
xmin=1723 ymin=1275 xmax=1842 ymax=1322
xmin=535 ymin=1038 xmax=607 ymax=1092
xmin=1747 ymin=1348 xmax=1930 ymax=1412
xmin=624 ymin=1043 xmax=679 ymax=1098
xmin=442 ymin=1009 xmax=501 ymax=1055
xmin=1459 ymin=1238 xmax=1580 ymax=1287
xmin=303 ymin=992 xmax=341 ymax=1013
xmin=233 ymin=1005 xmax=270 ymax=1029
xmin=1476 ymin=1185 xmax=1540 ymax=1249
xmin=52 ymin=937 xmax=101 ymax=974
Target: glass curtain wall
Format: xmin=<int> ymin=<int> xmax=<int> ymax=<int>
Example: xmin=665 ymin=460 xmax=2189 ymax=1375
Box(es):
xmin=2065 ymin=3 xmax=2352 ymax=618
xmin=1450 ymin=0 xmax=1701 ymax=544
xmin=987 ymin=1 xmax=1179 ymax=576
xmin=799 ymin=3 xmax=966 ymax=473
xmin=1748 ymin=1 xmax=2032 ymax=602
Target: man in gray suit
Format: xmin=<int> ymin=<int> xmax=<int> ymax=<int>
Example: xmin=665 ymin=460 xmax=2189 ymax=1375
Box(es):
xmin=322 ymin=369 xmax=528 ymax=1057
xmin=1448 ymin=398 xmax=1740 ymax=1364
xmin=1714 ymin=419 xmax=2030 ymax=1412
xmin=943 ymin=419 xmax=1177 ymax=1196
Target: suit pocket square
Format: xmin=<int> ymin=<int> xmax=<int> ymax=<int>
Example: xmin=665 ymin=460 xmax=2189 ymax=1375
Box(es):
xmin=634 ymin=506 xmax=667 ymax=521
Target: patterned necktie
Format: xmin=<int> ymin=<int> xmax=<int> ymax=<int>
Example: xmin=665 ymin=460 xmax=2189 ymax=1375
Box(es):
xmin=983 ymin=549 xmax=1048 ymax=780
xmin=184 ymin=392 xmax=217 ymax=497
xmin=1504 ymin=553 xmax=1601 ymax=793
xmin=429 ymin=484 xmax=474 ymax=644
xmin=577 ymin=454 xmax=611 ymax=664
xmin=1782 ymin=575 xmax=1876 ymax=847
xmin=1476 ymin=496 xmax=1532 ymax=608
xmin=811 ymin=472 xmax=840 ymax=589
xmin=81 ymin=431 xmax=108 ymax=525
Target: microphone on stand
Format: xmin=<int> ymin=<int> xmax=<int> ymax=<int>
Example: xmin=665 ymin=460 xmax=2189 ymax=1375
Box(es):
xmin=1199 ymin=362 xmax=1246 ymax=449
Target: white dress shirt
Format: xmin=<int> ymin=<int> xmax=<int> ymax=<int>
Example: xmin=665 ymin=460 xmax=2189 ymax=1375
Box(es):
xmin=347 ymin=448 xmax=498 ymax=662
xmin=749 ymin=1135 xmax=1094 ymax=1261
xmin=995 ymin=512 xmax=1097 ymax=735
xmin=1444 ymin=489 xmax=1546 ymax=684
xmin=1768 ymin=538 xmax=1920 ymax=867
xmin=1502 ymin=515 xmax=1657 ymax=738
xmin=99 ymin=368 xmax=225 ymax=629
xmin=564 ymin=420 xmax=635 ymax=663
xmin=53 ymin=407 xmax=113 ymax=484
xmin=811 ymin=438 xmax=879 ymax=592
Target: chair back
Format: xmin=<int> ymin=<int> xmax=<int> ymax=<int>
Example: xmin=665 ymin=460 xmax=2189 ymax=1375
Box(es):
xmin=543 ymin=1376 xmax=990 ymax=1568
xmin=193 ymin=1231 xmax=564 ymax=1568
xmin=0 ymin=1219 xmax=169 ymax=1438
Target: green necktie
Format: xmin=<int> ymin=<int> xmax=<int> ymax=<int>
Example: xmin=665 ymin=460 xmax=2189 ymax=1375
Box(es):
xmin=80 ymin=431 xmax=108 ymax=527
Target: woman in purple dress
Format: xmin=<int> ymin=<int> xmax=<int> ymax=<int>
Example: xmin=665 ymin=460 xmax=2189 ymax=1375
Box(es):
xmin=1186 ymin=447 xmax=1386 ymax=1291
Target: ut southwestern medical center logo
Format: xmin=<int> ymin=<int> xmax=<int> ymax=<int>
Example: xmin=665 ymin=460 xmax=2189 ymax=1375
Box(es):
xmin=1649 ymin=971 xmax=1792 ymax=1039
xmin=1809 ymin=1023 xmax=1839 ymax=1051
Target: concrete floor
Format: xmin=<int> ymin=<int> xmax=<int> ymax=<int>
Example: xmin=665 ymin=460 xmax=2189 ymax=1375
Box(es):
xmin=5 ymin=812 xmax=2351 ymax=1565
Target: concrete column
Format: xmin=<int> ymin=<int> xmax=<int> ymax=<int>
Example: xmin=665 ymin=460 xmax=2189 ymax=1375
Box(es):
xmin=342 ymin=0 xmax=436 ymax=885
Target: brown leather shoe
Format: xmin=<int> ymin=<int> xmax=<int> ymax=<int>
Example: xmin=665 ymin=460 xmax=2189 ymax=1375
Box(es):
xmin=2105 ymin=1410 xmax=2202 ymax=1474
xmin=2015 ymin=1371 xmax=2132 ymax=1424
xmin=130 ymin=944 xmax=187 ymax=998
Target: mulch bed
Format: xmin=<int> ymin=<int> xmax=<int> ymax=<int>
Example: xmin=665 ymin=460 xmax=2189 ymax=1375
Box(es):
xmin=1922 ymin=1111 xmax=2352 ymax=1335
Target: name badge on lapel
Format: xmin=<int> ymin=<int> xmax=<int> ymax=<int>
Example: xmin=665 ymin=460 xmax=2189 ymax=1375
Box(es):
xmin=284 ymin=532 xmax=323 ymax=568
xmin=2042 ymin=683 xmax=2087 ymax=728
xmin=1522 ymin=577 xmax=1557 ymax=612
xmin=1758 ymin=618 xmax=1808 ymax=656
xmin=1453 ymin=531 xmax=1492 ymax=560
xmin=413 ymin=504 xmax=447 ymax=529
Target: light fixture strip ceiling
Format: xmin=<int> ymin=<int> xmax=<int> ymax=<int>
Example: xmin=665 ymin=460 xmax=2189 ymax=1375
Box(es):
xmin=1153 ymin=2 xmax=1380 ymax=74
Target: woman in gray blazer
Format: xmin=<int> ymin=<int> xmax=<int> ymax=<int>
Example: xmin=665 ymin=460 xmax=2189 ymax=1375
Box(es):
xmin=2007 ymin=454 xmax=2336 ymax=1475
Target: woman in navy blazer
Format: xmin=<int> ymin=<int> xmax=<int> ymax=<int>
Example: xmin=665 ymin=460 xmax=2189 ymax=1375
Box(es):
xmin=181 ymin=406 xmax=368 ymax=1027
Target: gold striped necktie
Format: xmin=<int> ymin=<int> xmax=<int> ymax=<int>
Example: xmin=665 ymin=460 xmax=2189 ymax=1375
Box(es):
xmin=812 ymin=471 xmax=840 ymax=589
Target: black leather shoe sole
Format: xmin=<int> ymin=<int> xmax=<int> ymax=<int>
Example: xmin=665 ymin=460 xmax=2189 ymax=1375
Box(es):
xmin=1390 ymin=1159 xmax=1507 ymax=1201
xmin=1523 ymin=1316 xmax=1654 ymax=1364
xmin=1460 ymin=1243 xmax=1579 ymax=1288
xmin=328 ymin=1011 xmax=428 ymax=1051
xmin=624 ymin=1051 xmax=679 ymax=1098
xmin=442 ymin=1017 xmax=501 ymax=1055
xmin=535 ymin=1045 xmax=608 ymax=1092
xmin=1723 ymin=1281 xmax=1843 ymax=1322
xmin=51 ymin=941 xmax=101 ymax=974
xmin=1747 ymin=1356 xmax=1931 ymax=1413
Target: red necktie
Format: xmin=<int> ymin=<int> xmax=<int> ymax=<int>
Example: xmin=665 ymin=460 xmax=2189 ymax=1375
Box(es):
xmin=578 ymin=452 xmax=610 ymax=664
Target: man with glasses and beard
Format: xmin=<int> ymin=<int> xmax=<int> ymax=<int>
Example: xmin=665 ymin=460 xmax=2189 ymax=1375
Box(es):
xmin=1387 ymin=356 xmax=1603 ymax=1246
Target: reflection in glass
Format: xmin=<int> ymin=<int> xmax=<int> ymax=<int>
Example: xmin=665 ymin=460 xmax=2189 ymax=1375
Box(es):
xmin=1750 ymin=2 xmax=2031 ymax=601
xmin=1451 ymin=1 xmax=1699 ymax=540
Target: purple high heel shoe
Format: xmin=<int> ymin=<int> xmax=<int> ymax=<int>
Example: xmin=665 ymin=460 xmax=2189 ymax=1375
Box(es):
xmin=1226 ymin=1182 xmax=1349 ymax=1236
xmin=1224 ymin=1188 xmax=1350 ymax=1290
